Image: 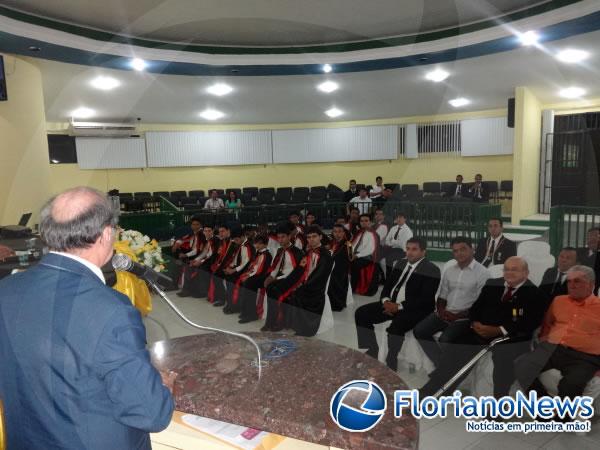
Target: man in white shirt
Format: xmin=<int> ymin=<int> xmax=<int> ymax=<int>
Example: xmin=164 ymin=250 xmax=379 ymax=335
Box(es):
xmin=413 ymin=236 xmax=489 ymax=367
xmin=369 ymin=176 xmax=384 ymax=200
xmin=348 ymin=188 xmax=372 ymax=215
xmin=204 ymin=190 xmax=225 ymax=210
xmin=382 ymin=212 xmax=413 ymax=276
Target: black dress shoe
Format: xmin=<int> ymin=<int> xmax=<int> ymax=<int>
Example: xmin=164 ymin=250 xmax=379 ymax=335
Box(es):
xmin=238 ymin=318 xmax=256 ymax=324
xmin=223 ymin=309 xmax=236 ymax=315
xmin=260 ymin=325 xmax=271 ymax=332
xmin=213 ymin=300 xmax=225 ymax=307
xmin=176 ymin=290 xmax=190 ymax=297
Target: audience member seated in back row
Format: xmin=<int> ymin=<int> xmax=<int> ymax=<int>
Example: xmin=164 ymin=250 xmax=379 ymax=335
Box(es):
xmin=350 ymin=214 xmax=380 ymax=296
xmin=516 ymin=265 xmax=600 ymax=400
xmin=208 ymin=225 xmax=238 ymax=306
xmin=355 ymin=237 xmax=441 ymax=371
xmin=381 ymin=212 xmax=413 ymax=277
xmin=445 ymin=174 xmax=466 ymax=198
xmin=474 ymin=217 xmax=517 ymax=268
xmin=177 ymin=224 xmax=218 ymax=298
xmin=370 ymin=176 xmax=384 ymax=207
xmin=225 ymin=190 xmax=243 ymax=210
xmin=262 ymin=222 xmax=304 ymax=332
xmin=204 ymin=189 xmax=225 ymax=210
xmin=288 ymin=225 xmax=334 ymax=337
xmin=327 ymin=224 xmax=352 ymax=311
xmin=237 ymin=235 xmax=273 ymax=324
xmin=468 ymin=173 xmax=489 ymax=203
xmin=222 ymin=227 xmax=255 ymax=315
xmin=577 ymin=227 xmax=600 ymax=293
xmin=539 ymin=246 xmax=578 ymax=309
xmin=420 ymin=257 xmax=546 ymax=398
xmin=343 ymin=179 xmax=358 ymax=203
xmin=413 ymin=236 xmax=489 ymax=368
xmin=348 ymin=188 xmax=372 ymax=215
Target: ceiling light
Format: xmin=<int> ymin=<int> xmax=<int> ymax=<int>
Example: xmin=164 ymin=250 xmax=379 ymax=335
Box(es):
xmin=199 ymin=109 xmax=225 ymax=120
xmin=70 ymin=107 xmax=95 ymax=119
xmin=322 ymin=64 xmax=332 ymax=73
xmin=325 ymin=107 xmax=343 ymax=118
xmin=556 ymin=48 xmax=589 ymax=63
xmin=206 ymin=83 xmax=233 ymax=96
xmin=559 ymin=87 xmax=585 ymax=99
xmin=449 ymin=97 xmax=470 ymax=108
xmin=131 ymin=58 xmax=147 ymax=71
xmin=425 ymin=69 xmax=449 ymax=82
xmin=317 ymin=81 xmax=339 ymax=93
xmin=519 ymin=30 xmax=539 ymax=46
xmin=90 ymin=76 xmax=120 ymax=90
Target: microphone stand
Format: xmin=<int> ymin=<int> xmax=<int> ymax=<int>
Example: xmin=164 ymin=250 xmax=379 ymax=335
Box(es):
xmin=146 ymin=279 xmax=262 ymax=380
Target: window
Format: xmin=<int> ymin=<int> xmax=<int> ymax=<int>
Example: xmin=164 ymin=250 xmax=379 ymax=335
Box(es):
xmin=48 ymin=134 xmax=77 ymax=164
xmin=417 ymin=121 xmax=461 ymax=154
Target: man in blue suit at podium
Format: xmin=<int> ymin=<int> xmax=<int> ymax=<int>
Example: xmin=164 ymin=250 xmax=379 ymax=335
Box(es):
xmin=0 ymin=187 xmax=174 ymax=450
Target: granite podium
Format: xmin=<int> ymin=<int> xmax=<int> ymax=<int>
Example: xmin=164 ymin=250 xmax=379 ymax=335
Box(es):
xmin=149 ymin=332 xmax=418 ymax=450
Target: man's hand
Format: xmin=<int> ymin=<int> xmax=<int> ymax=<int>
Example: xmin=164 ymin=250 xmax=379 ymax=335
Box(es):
xmin=382 ymin=300 xmax=399 ymax=316
xmin=223 ymin=267 xmax=236 ymax=275
xmin=190 ymin=259 xmax=202 ymax=267
xmin=471 ymin=321 xmax=502 ymax=339
xmin=159 ymin=370 xmax=177 ymax=394
xmin=0 ymin=244 xmax=14 ymax=261
xmin=264 ymin=276 xmax=274 ymax=288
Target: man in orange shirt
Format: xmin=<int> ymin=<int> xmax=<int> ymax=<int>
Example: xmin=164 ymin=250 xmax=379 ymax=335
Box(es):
xmin=515 ymin=265 xmax=600 ymax=398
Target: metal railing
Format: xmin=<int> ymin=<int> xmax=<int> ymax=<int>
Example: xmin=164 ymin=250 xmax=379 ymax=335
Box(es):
xmin=117 ymin=199 xmax=500 ymax=249
xmin=549 ymin=205 xmax=600 ymax=256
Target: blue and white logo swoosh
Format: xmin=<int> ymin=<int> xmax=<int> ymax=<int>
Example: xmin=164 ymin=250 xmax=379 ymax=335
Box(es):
xmin=330 ymin=380 xmax=387 ymax=432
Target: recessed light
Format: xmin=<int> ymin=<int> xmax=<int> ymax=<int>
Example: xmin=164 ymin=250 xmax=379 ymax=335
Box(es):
xmin=325 ymin=107 xmax=343 ymax=118
xmin=425 ymin=69 xmax=449 ymax=82
xmin=322 ymin=64 xmax=332 ymax=73
xmin=131 ymin=58 xmax=147 ymax=71
xmin=559 ymin=87 xmax=585 ymax=99
xmin=199 ymin=109 xmax=225 ymax=120
xmin=90 ymin=76 xmax=120 ymax=90
xmin=518 ymin=30 xmax=539 ymax=46
xmin=449 ymin=97 xmax=470 ymax=108
xmin=71 ymin=107 xmax=95 ymax=119
xmin=556 ymin=48 xmax=589 ymax=64
xmin=206 ymin=83 xmax=233 ymax=96
xmin=317 ymin=81 xmax=339 ymax=93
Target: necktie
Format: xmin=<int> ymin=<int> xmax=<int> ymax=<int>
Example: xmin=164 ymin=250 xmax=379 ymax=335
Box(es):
xmin=391 ymin=264 xmax=412 ymax=303
xmin=502 ymin=287 xmax=514 ymax=303
xmin=276 ymin=250 xmax=286 ymax=277
xmin=457 ymin=185 xmax=461 ymax=195
xmin=552 ymin=272 xmax=565 ymax=295
xmin=488 ymin=239 xmax=496 ymax=260
xmin=394 ymin=225 xmax=402 ymax=240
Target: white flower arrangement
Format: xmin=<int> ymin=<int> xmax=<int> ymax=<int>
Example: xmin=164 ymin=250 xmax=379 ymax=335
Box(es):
xmin=117 ymin=229 xmax=166 ymax=272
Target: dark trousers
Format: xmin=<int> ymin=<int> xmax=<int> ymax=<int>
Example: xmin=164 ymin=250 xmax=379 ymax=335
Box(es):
xmin=420 ymin=330 xmax=531 ymax=398
xmin=211 ymin=269 xmax=227 ymax=303
xmin=239 ymin=276 xmax=266 ymax=320
xmin=515 ymin=342 xmax=600 ymax=399
xmin=355 ymin=301 xmax=427 ymax=370
xmin=265 ymin=280 xmax=294 ymax=329
xmin=224 ymin=271 xmax=242 ymax=312
xmin=412 ymin=313 xmax=471 ymax=367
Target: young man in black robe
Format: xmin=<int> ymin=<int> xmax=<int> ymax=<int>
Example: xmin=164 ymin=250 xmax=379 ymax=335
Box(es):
xmin=237 ymin=235 xmax=273 ymax=324
xmin=209 ymin=225 xmax=238 ymax=306
xmin=327 ymin=223 xmax=352 ymax=311
xmin=223 ymin=228 xmax=255 ymax=314
xmin=288 ymin=226 xmax=334 ymax=336
xmin=178 ymin=225 xmax=217 ymax=298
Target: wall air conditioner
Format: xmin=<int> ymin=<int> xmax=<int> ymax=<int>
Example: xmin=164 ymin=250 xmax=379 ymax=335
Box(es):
xmin=69 ymin=121 xmax=138 ymax=137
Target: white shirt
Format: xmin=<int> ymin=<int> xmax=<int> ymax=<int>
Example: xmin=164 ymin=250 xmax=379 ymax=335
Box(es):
xmin=270 ymin=246 xmax=297 ymax=280
xmin=204 ymin=198 xmax=225 ymax=209
xmin=349 ymin=196 xmax=372 ymax=214
xmin=438 ymin=259 xmax=489 ymax=313
xmin=352 ymin=230 xmax=376 ymax=258
xmin=51 ymin=251 xmax=105 ymax=284
xmin=384 ymin=224 xmax=413 ymax=250
xmin=382 ymin=258 xmax=424 ymax=306
xmin=370 ymin=185 xmax=383 ymax=198
xmin=233 ymin=240 xmax=252 ymax=272
xmin=374 ymin=223 xmax=389 ymax=243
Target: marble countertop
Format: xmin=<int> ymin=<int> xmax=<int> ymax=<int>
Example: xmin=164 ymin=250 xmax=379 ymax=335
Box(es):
xmin=150 ymin=332 xmax=418 ymax=450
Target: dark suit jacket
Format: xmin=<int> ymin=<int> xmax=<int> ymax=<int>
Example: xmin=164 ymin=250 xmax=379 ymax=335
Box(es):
xmin=539 ymin=267 xmax=569 ymax=308
xmin=445 ymin=183 xmax=466 ymax=197
xmin=380 ymin=258 xmax=441 ymax=315
xmin=474 ymin=236 xmax=517 ymax=266
xmin=467 ymin=183 xmax=489 ymax=202
xmin=469 ymin=277 xmax=546 ymax=341
xmin=0 ymin=253 xmax=174 ymax=450
xmin=343 ymin=189 xmax=358 ymax=203
xmin=577 ymin=247 xmax=600 ymax=290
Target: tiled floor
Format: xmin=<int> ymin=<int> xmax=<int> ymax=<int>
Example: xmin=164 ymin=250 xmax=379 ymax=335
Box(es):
xmin=144 ymin=287 xmax=599 ymax=450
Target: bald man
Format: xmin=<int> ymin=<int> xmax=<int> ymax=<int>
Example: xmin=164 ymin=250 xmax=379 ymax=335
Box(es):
xmin=421 ymin=257 xmax=546 ymax=398
xmin=0 ymin=187 xmax=173 ymax=450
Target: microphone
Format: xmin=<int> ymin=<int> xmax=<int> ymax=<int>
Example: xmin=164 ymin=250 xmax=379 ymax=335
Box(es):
xmin=112 ymin=253 xmax=262 ymax=379
xmin=112 ymin=253 xmax=173 ymax=288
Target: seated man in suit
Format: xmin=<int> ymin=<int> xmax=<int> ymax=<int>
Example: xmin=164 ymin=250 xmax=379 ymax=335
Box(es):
xmin=0 ymin=187 xmax=173 ymax=449
xmin=327 ymin=224 xmax=352 ymax=311
xmin=262 ymin=222 xmax=304 ymax=332
xmin=288 ymin=225 xmax=334 ymax=337
xmin=350 ymin=214 xmax=380 ymax=296
xmin=577 ymin=227 xmax=600 ymax=292
xmin=474 ymin=217 xmax=517 ymax=267
xmin=516 ymin=265 xmax=600 ymax=400
xmin=343 ymin=179 xmax=358 ymax=203
xmin=539 ymin=247 xmax=578 ymax=309
xmin=445 ymin=174 xmax=466 ymax=197
xmin=420 ymin=257 xmax=546 ymax=398
xmin=413 ymin=236 xmax=489 ymax=367
xmin=355 ymin=237 xmax=441 ymax=370
xmin=381 ymin=212 xmax=413 ymax=277
xmin=237 ymin=235 xmax=273 ymax=324
xmin=468 ymin=173 xmax=489 ymax=202
xmin=223 ymin=227 xmax=256 ymax=315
